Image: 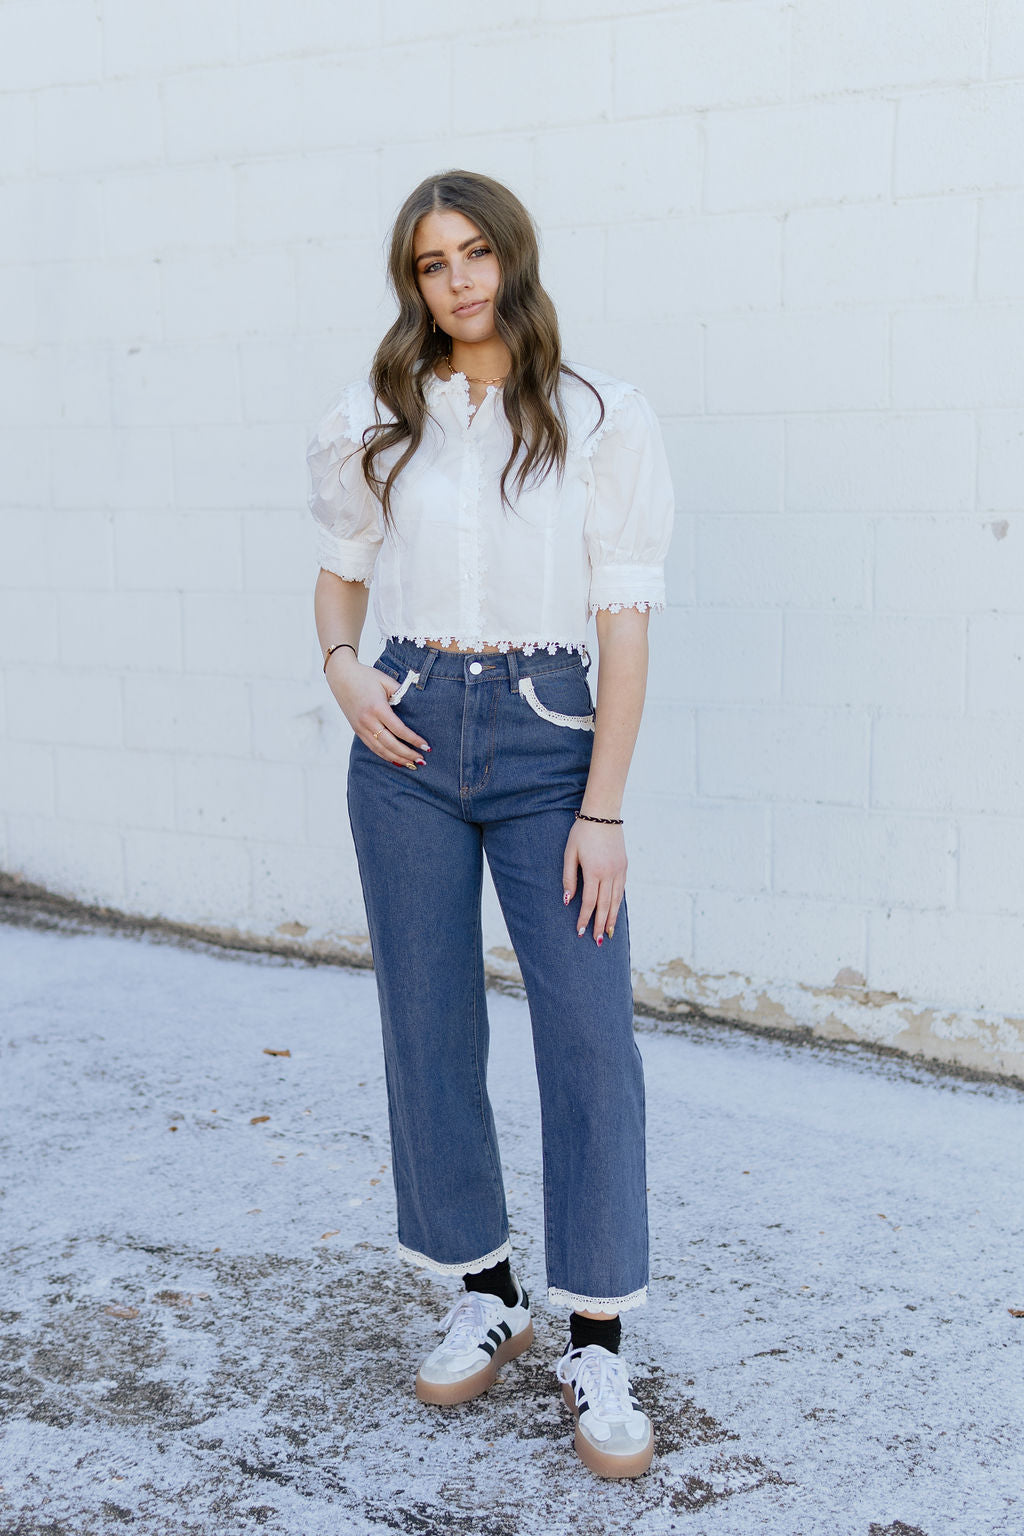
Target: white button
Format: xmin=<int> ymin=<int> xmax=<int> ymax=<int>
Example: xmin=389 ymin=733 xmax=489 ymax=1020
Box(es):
xmin=468 ymin=661 xmax=483 ymax=675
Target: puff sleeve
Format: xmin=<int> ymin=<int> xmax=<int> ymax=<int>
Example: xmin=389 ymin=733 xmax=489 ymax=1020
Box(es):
xmin=583 ymin=388 xmax=675 ymax=616
xmin=306 ymin=381 xmax=384 ymax=585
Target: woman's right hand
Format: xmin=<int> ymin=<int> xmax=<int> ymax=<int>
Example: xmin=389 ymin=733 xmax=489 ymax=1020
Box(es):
xmin=324 ymin=652 xmax=430 ymax=768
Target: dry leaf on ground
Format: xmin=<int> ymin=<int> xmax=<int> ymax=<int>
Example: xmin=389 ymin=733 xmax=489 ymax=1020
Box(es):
xmin=154 ymin=1290 xmax=192 ymax=1307
xmin=263 ymin=1048 xmax=291 ymax=1058
xmin=250 ymin=1115 xmax=270 ymax=1124
xmin=104 ymin=1305 xmax=140 ymax=1320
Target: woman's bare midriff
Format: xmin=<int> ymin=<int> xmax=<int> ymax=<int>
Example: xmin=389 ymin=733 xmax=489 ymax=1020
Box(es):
xmin=423 ymin=639 xmax=506 ymax=653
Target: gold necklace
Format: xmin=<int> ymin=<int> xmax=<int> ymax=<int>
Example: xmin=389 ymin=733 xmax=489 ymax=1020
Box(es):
xmin=445 ymin=353 xmax=508 ymax=387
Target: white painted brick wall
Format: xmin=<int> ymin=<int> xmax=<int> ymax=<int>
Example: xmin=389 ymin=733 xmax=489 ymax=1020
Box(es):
xmin=6 ymin=668 xmax=122 ymax=749
xmin=990 ymin=2 xmax=1024 ymax=79
xmin=959 ymin=816 xmax=1024 ymax=914
xmin=3 ymin=2 xmax=1024 ymax=1068
xmin=790 ymin=0 xmax=988 ymax=95
xmin=693 ymin=893 xmax=867 ymax=988
xmin=786 ymin=415 xmax=976 ymax=514
xmin=697 ymin=514 xmax=871 ymax=609
xmin=978 ymin=197 xmax=1024 ymax=300
xmin=698 ymin=709 xmax=869 ymax=806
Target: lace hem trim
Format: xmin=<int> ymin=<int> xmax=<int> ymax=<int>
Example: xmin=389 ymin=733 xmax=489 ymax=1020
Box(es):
xmin=384 ymin=630 xmax=590 ymax=657
xmin=547 ymin=1284 xmax=648 ymax=1314
xmin=318 ymin=562 xmax=373 ymax=588
xmin=396 ymin=1239 xmax=512 ymax=1277
xmin=315 ymin=531 xmax=376 ymax=587
xmin=588 ymin=599 xmax=664 ymax=617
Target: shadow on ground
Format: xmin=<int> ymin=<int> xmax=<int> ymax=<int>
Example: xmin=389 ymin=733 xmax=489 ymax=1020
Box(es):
xmin=1 ymin=1238 xmax=786 ymax=1536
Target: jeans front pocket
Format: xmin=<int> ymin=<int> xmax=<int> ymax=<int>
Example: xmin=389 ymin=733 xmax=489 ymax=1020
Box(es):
xmin=519 ymin=671 xmax=595 ymax=732
xmin=388 ymin=668 xmax=419 ymax=707
xmin=374 ymin=655 xmax=419 ymax=706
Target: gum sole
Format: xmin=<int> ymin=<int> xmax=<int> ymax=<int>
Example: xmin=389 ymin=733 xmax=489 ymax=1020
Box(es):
xmin=415 ymin=1319 xmax=535 ymax=1405
xmin=560 ymin=1381 xmax=654 ymax=1479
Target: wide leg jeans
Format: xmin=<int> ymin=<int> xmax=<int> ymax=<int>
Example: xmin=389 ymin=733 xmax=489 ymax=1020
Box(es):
xmin=346 ymin=638 xmax=649 ymax=1312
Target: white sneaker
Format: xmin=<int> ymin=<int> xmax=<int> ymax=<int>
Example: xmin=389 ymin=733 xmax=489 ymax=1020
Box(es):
xmin=415 ymin=1278 xmax=534 ymax=1405
xmin=556 ymin=1344 xmax=654 ymax=1478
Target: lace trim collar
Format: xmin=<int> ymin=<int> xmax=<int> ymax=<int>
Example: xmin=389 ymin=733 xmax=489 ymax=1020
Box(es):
xmin=424 ymin=367 xmax=501 ymax=428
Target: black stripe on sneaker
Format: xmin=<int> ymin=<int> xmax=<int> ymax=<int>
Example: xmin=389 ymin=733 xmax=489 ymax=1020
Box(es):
xmin=577 ymin=1395 xmax=590 ymax=1414
xmin=480 ymin=1338 xmax=497 ymax=1357
xmin=497 ymin=1321 xmax=512 ymax=1342
xmin=486 ymin=1327 xmax=503 ymax=1347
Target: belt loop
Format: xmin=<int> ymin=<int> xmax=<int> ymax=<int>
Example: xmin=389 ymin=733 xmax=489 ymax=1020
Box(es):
xmin=505 ymin=647 xmax=520 ymax=695
xmin=416 ymin=648 xmax=438 ymax=689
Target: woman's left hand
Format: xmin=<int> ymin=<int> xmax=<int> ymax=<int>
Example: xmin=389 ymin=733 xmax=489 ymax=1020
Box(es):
xmin=562 ymin=819 xmax=627 ymax=945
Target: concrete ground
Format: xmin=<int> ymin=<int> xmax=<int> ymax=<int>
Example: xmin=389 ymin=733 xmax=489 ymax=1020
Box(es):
xmin=0 ymin=906 xmax=1021 ymax=1536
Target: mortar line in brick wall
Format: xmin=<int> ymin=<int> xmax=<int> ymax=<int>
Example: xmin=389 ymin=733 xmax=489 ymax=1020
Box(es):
xmin=970 ymin=406 xmax=981 ymax=517
xmin=229 ymin=154 xmax=242 ymax=253
xmin=970 ymin=196 xmax=982 ymax=304
xmin=950 ymin=817 xmax=962 ymax=911
xmin=777 ymin=608 xmax=788 ymax=699
xmin=765 ymin=802 xmax=775 ymax=894
xmin=697 ymin=316 xmax=706 ymax=415
xmin=696 ymin=109 xmax=708 ymax=214
xmin=982 ymin=0 xmax=993 ymax=82
xmin=887 ymin=94 xmax=900 ymax=203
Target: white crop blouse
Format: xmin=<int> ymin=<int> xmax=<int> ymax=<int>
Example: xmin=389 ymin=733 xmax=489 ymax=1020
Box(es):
xmin=307 ymin=363 xmax=675 ymax=654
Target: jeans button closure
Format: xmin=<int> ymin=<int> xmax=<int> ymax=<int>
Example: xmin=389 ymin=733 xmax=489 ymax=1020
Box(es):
xmin=468 ymin=661 xmax=483 ymax=675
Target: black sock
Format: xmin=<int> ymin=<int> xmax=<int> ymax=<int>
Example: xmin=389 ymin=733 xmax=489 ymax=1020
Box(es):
xmin=463 ymin=1257 xmax=518 ymax=1308
xmin=569 ymin=1311 xmax=622 ymax=1355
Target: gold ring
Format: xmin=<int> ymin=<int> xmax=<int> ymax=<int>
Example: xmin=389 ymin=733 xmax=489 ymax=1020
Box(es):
xmin=372 ymin=727 xmax=383 ymax=741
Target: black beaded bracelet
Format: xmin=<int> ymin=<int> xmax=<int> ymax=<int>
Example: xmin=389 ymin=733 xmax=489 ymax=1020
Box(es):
xmin=323 ymin=641 xmax=357 ymax=672
xmin=575 ymin=811 xmax=624 ymax=826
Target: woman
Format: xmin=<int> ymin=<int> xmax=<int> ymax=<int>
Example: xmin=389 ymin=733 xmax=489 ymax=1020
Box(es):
xmin=308 ymin=171 xmax=673 ymax=1479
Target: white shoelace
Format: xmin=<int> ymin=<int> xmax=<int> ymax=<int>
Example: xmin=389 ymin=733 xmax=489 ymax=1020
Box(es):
xmin=436 ymin=1291 xmax=503 ymax=1354
xmin=557 ymin=1346 xmax=639 ymax=1424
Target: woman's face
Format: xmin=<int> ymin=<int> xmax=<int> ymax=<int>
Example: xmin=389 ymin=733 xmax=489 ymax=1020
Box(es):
xmin=413 ymin=208 xmax=501 ymax=346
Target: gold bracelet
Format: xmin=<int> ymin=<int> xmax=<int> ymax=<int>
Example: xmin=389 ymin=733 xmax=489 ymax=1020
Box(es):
xmin=323 ymin=642 xmax=357 ymax=673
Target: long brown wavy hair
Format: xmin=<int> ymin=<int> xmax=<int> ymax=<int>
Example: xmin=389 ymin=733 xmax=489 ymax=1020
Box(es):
xmin=363 ymin=170 xmax=603 ymax=524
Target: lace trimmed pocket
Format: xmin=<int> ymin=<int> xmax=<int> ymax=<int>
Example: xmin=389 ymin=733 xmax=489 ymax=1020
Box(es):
xmin=519 ymin=675 xmax=595 ymax=732
xmin=388 ymin=669 xmax=419 ymax=706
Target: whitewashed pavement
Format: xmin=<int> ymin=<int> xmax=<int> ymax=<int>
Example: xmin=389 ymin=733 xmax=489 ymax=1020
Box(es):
xmin=0 ymin=905 xmax=1021 ymax=1536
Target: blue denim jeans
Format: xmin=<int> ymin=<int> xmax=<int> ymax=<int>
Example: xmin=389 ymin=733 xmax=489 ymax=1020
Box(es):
xmin=347 ymin=638 xmax=649 ymax=1313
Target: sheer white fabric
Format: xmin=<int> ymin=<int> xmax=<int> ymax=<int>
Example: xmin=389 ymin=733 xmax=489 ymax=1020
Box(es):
xmin=306 ymin=363 xmax=674 ymax=654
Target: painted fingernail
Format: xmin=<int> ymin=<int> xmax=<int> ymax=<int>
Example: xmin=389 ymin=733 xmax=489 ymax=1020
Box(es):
xmin=607 ymin=928 xmax=615 ymax=939
xmin=563 ymin=891 xmax=571 ymax=906
xmin=596 ymin=935 xmax=604 ymax=947
xmin=415 ymin=757 xmax=426 ymax=766
xmin=577 ymin=927 xmax=585 ymax=938
xmin=420 ymin=743 xmax=431 ymax=751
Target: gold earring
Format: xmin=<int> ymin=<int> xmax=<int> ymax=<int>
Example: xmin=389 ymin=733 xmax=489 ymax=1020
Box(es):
xmin=431 ymin=317 xmax=436 ymax=334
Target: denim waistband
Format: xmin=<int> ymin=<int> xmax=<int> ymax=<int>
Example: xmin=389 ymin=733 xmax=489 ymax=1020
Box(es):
xmin=381 ymin=636 xmax=590 ymax=688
